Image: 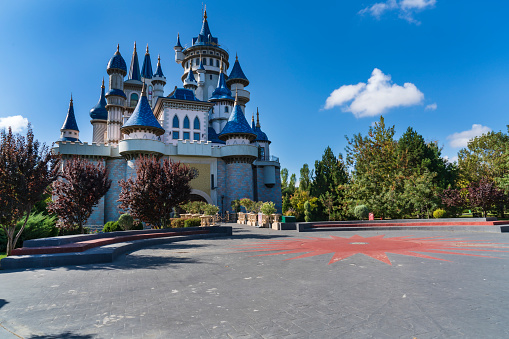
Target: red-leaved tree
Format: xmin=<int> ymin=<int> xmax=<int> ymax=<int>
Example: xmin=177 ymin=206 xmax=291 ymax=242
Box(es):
xmin=0 ymin=127 xmax=60 ymax=255
xmin=48 ymin=157 xmax=111 ymax=234
xmin=467 ymin=178 xmax=507 ymax=217
xmin=118 ymin=156 xmax=197 ymax=228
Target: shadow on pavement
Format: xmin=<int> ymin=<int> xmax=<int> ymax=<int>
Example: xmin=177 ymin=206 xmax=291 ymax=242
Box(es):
xmin=0 ymin=299 xmax=8 ymax=309
xmin=28 ymin=332 xmax=96 ymax=339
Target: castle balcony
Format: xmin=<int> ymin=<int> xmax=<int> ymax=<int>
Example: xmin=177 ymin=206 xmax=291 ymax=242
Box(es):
xmin=235 ymin=88 xmax=250 ymax=102
xmin=119 ymin=139 xmax=165 ymax=157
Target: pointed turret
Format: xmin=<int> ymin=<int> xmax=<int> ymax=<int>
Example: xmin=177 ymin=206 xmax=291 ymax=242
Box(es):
xmin=192 ymin=7 xmax=219 ymax=46
xmin=128 ymin=42 xmax=141 ymax=81
xmin=154 ymin=55 xmax=165 ymax=77
xmin=141 ymin=44 xmax=153 ymax=79
xmin=209 ymin=58 xmax=234 ymax=101
xmin=183 ymin=64 xmax=197 ymax=90
xmin=152 ymin=55 xmax=166 ymax=100
xmin=90 ymin=79 xmax=108 ymax=121
xmin=218 ymin=90 xmax=256 ymax=142
xmin=59 ymin=95 xmax=80 ymax=142
xmin=174 ymin=33 xmax=184 ymax=63
xmin=107 ymin=44 xmax=127 ymax=75
xmin=252 ymin=108 xmax=270 ymax=143
xmin=121 ymin=83 xmax=165 ymax=136
xmin=175 ymin=33 xmax=182 ymax=49
xmin=227 ymin=54 xmax=249 ymax=87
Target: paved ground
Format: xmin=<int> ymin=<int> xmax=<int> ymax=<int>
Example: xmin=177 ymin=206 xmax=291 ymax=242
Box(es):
xmin=1 ymin=224 xmax=509 ymax=339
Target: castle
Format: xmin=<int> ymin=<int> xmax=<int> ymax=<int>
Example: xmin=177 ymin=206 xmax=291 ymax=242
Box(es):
xmin=55 ymin=10 xmax=282 ymax=227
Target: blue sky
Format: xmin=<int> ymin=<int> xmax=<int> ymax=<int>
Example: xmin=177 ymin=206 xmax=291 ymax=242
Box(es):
xmin=0 ymin=0 xmax=508 ymax=179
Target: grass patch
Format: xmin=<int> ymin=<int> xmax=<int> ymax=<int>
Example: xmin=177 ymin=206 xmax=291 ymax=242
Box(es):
xmin=0 ymin=252 xmax=6 ymax=261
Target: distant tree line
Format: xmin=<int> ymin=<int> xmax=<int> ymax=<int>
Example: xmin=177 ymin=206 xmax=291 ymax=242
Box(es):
xmin=281 ymin=116 xmax=509 ymax=221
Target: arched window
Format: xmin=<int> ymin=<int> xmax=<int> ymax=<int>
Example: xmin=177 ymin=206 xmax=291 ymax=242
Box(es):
xmin=193 ymin=117 xmax=200 ymax=129
xmin=224 ymin=106 xmax=228 ymax=113
xmin=183 ymin=116 xmax=190 ymax=129
xmin=203 ymin=58 xmax=207 ymax=66
xmin=172 ymin=115 xmax=179 ymax=128
xmin=216 ymin=59 xmax=219 ymax=67
xmin=130 ymin=93 xmax=139 ymax=107
xmin=148 ymin=86 xmax=153 ymax=101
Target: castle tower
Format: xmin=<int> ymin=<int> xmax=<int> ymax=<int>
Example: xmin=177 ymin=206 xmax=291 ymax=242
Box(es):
xmin=106 ymin=44 xmax=127 ymax=144
xmin=152 ymin=55 xmax=166 ymax=106
xmin=218 ymin=91 xmax=257 ymax=211
xmin=59 ymin=95 xmax=80 ymax=142
xmin=120 ymin=82 xmax=165 ymax=141
xmin=196 ymin=55 xmax=206 ymax=98
xmin=227 ymin=54 xmax=250 ymax=112
xmin=251 ymin=108 xmax=271 ymax=160
xmin=89 ymin=79 xmax=108 ymax=143
xmin=175 ymin=9 xmax=230 ymax=102
xmin=183 ymin=61 xmax=198 ymax=92
xmin=208 ymin=59 xmax=234 ymax=134
xmin=141 ymin=44 xmax=153 ymax=80
xmin=174 ymin=33 xmax=183 ymax=63
xmin=125 ymin=42 xmax=143 ymax=115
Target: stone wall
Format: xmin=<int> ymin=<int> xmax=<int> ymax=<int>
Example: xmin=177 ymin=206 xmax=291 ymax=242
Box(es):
xmin=225 ymin=161 xmax=253 ymax=214
xmin=104 ymin=158 xmax=126 ymax=222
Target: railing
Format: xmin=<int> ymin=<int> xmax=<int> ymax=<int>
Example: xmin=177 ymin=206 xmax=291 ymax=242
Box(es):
xmin=257 ymin=155 xmax=279 ymax=162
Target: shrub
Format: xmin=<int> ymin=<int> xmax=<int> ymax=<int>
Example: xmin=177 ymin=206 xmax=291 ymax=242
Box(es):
xmin=354 ymin=205 xmax=370 ymax=220
xmin=171 ymin=218 xmax=185 ymax=228
xmin=103 ymin=221 xmax=122 ymax=233
xmin=433 ymin=209 xmax=446 ymax=219
xmin=184 ymin=218 xmax=201 ymax=228
xmin=118 ymin=213 xmax=134 ymax=230
xmin=0 ymin=213 xmax=59 ymax=252
xmin=231 ymin=199 xmax=241 ymax=213
xmin=203 ymin=204 xmax=219 ymax=216
xmin=284 ymin=208 xmax=296 ymax=217
xmin=261 ymin=201 xmax=276 ymax=216
xmin=181 ymin=201 xmax=207 ymax=214
xmin=304 ymin=201 xmax=312 ymax=222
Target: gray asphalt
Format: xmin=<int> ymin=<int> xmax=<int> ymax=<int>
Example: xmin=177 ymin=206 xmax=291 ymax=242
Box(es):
xmin=1 ymin=224 xmax=509 ymax=339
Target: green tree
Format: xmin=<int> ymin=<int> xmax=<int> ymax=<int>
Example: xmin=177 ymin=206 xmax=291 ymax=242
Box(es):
xmin=346 ymin=116 xmax=401 ymax=219
xmin=299 ymin=164 xmax=311 ymax=192
xmin=400 ymin=170 xmax=439 ymax=218
xmin=280 ymin=168 xmax=288 ymax=189
xmin=457 ymin=131 xmax=509 ymax=185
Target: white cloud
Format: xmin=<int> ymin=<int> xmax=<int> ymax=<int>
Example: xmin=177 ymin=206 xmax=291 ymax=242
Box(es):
xmin=447 ymin=124 xmax=491 ymax=148
xmin=442 ymin=155 xmax=458 ymax=164
xmin=0 ymin=115 xmax=29 ymax=133
xmin=425 ymin=103 xmax=437 ymax=110
xmin=359 ymin=0 xmax=436 ymax=24
xmin=324 ymin=68 xmax=424 ymax=118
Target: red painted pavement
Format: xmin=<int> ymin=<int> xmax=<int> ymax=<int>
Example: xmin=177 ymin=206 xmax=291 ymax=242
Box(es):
xmin=11 ymin=230 xmax=210 ymax=256
xmin=236 ymin=234 xmax=509 ymax=265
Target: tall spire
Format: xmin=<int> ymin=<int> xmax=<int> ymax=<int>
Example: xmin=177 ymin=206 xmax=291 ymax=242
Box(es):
xmin=175 ymin=33 xmax=182 ymax=48
xmin=256 ymin=107 xmax=260 ymax=128
xmin=90 ymin=78 xmax=108 ymax=120
xmin=141 ymin=43 xmax=153 ymax=79
xmin=154 ymin=54 xmax=164 ymax=77
xmin=203 ymin=5 xmax=207 ymax=20
xmin=60 ymin=94 xmax=80 ymax=142
xmin=128 ymin=41 xmax=141 ymax=81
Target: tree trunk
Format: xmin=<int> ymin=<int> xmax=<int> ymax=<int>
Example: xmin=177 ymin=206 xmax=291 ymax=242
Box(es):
xmin=12 ymin=209 xmax=31 ymax=252
xmin=6 ymin=226 xmax=16 ymax=256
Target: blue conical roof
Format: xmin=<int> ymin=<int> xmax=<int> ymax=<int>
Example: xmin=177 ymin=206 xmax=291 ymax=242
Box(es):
xmin=141 ymin=45 xmax=153 ymax=79
xmin=253 ymin=109 xmax=269 ymax=142
xmin=61 ymin=96 xmax=79 ymax=131
xmin=219 ymin=96 xmax=256 ymax=141
xmin=107 ymin=44 xmax=127 ymax=74
xmin=185 ymin=69 xmax=196 ymax=83
xmin=208 ymin=127 xmax=225 ymax=144
xmin=128 ymin=42 xmax=141 ymax=81
xmin=210 ymin=69 xmax=234 ymax=101
xmin=175 ymin=33 xmax=182 ymax=48
xmin=198 ymin=57 xmax=205 ymax=71
xmin=154 ymin=55 xmax=164 ymax=77
xmin=227 ymin=56 xmax=249 ymax=86
xmin=122 ymin=84 xmax=164 ymax=135
xmin=90 ymin=79 xmax=108 ymax=120
xmin=192 ymin=10 xmax=219 ymax=47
